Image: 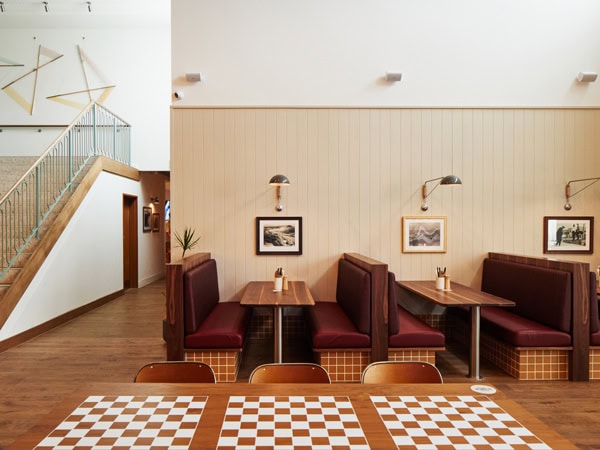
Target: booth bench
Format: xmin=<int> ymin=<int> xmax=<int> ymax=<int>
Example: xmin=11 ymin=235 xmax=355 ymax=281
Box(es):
xmin=387 ymin=271 xmax=445 ymax=364
xmin=164 ymin=253 xmax=251 ymax=382
xmin=450 ymin=252 xmax=592 ymax=381
xmin=307 ymin=253 xmax=446 ymax=382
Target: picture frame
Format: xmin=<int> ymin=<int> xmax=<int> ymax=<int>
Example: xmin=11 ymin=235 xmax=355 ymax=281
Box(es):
xmin=142 ymin=206 xmax=152 ymax=233
xmin=152 ymin=213 xmax=160 ymax=232
xmin=256 ymin=216 xmax=302 ymax=255
xmin=402 ymin=216 xmax=447 ymax=253
xmin=543 ymin=216 xmax=593 ymax=254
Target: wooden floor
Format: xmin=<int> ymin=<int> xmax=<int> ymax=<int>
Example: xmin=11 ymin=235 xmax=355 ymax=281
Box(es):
xmin=1 ymin=279 xmax=600 ymax=449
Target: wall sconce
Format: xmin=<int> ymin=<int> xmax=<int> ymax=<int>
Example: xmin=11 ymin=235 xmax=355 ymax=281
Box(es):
xmin=564 ymin=177 xmax=600 ymax=210
xmin=269 ymin=174 xmax=290 ymax=212
xmin=87 ymin=1 xmax=92 ymax=13
xmin=150 ymin=196 xmax=160 ymax=204
xmin=0 ymin=2 xmax=5 ymax=13
xmin=576 ymin=72 xmax=598 ymax=83
xmin=43 ymin=1 xmax=48 ymax=12
xmin=421 ymin=174 xmax=462 ymax=211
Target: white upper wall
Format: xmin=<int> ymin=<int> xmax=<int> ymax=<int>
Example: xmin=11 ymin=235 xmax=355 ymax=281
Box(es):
xmin=0 ymin=1 xmax=171 ymax=170
xmin=171 ymin=0 xmax=600 ymax=107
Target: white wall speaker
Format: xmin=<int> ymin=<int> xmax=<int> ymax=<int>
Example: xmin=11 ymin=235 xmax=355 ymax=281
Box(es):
xmin=185 ymin=73 xmax=202 ymax=82
xmin=576 ymin=72 xmax=598 ymax=83
xmin=385 ymin=72 xmax=402 ymax=82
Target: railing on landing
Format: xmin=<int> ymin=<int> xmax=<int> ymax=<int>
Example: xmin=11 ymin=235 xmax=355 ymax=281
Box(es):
xmin=0 ymin=102 xmax=131 ymax=278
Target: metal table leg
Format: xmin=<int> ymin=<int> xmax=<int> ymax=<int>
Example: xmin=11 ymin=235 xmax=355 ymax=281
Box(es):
xmin=274 ymin=306 xmax=283 ymax=363
xmin=469 ymin=305 xmax=481 ymax=379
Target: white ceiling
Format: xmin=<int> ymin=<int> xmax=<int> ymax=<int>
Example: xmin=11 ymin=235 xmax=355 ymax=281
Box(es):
xmin=0 ymin=0 xmax=169 ymax=27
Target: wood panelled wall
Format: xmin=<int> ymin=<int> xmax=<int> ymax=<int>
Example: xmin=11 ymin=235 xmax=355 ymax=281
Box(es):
xmin=170 ymin=108 xmax=600 ymax=302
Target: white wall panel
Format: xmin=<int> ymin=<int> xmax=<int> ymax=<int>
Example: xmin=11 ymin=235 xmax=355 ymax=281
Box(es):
xmin=171 ymin=107 xmax=600 ymax=301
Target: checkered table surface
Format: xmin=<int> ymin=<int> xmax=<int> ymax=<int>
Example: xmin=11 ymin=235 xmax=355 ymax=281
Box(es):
xmin=34 ymin=395 xmax=207 ymax=450
xmin=370 ymin=395 xmax=552 ymax=449
xmin=216 ymin=395 xmax=369 ymax=449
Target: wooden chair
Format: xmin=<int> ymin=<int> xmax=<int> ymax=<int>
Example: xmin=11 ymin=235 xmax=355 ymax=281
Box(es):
xmin=134 ymin=361 xmax=216 ymax=383
xmin=248 ymin=363 xmax=331 ymax=384
xmin=361 ymin=361 xmax=443 ymax=384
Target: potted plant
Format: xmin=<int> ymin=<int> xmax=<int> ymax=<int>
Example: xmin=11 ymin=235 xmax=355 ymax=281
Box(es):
xmin=173 ymin=227 xmax=201 ymax=258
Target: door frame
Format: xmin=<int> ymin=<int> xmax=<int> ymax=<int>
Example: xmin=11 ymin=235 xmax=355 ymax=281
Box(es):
xmin=122 ymin=194 xmax=139 ymax=289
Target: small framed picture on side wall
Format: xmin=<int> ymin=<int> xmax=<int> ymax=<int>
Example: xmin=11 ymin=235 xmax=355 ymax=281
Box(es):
xmin=143 ymin=207 xmax=152 ymax=233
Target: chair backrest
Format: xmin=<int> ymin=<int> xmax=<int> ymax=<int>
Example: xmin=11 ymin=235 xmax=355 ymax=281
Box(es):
xmin=134 ymin=362 xmax=216 ymax=383
xmin=248 ymin=363 xmax=331 ymax=384
xmin=361 ymin=361 xmax=443 ymax=384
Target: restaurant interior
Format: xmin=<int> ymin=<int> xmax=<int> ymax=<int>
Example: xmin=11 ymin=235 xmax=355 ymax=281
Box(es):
xmin=1 ymin=1 xmax=600 ymax=448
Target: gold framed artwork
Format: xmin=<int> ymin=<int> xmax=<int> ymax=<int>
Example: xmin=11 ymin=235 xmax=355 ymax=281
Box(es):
xmin=402 ymin=216 xmax=447 ymax=253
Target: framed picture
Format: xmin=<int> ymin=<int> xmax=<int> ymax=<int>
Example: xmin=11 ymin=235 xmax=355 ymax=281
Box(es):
xmin=142 ymin=207 xmax=151 ymax=233
xmin=256 ymin=216 xmax=302 ymax=255
xmin=152 ymin=213 xmax=160 ymax=232
xmin=543 ymin=216 xmax=594 ymax=254
xmin=402 ymin=216 xmax=447 ymax=253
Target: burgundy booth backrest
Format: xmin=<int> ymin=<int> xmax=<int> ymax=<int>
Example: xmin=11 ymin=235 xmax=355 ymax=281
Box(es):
xmin=387 ymin=271 xmax=400 ymax=335
xmin=590 ymin=271 xmax=599 ymax=334
xmin=482 ymin=258 xmax=572 ymax=333
xmin=336 ymin=259 xmax=371 ymax=335
xmin=183 ymin=259 xmax=220 ymax=335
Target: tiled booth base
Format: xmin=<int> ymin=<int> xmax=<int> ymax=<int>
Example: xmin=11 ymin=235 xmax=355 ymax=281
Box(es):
xmin=590 ymin=348 xmax=600 ymax=380
xmin=388 ymin=349 xmax=438 ymax=365
xmin=448 ymin=316 xmax=569 ymax=380
xmin=185 ymin=350 xmax=241 ymax=382
xmin=480 ymin=335 xmax=569 ymax=380
xmin=314 ymin=351 xmax=371 ymax=382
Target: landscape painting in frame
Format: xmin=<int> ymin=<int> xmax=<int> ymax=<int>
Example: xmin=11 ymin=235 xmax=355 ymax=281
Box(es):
xmin=543 ymin=216 xmax=593 ymax=254
xmin=256 ymin=217 xmax=302 ymax=255
xmin=402 ymin=216 xmax=446 ymax=253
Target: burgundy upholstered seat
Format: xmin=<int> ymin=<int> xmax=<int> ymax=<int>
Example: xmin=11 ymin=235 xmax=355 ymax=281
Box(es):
xmin=183 ymin=258 xmax=250 ymax=349
xmin=308 ymin=259 xmax=371 ymax=349
xmin=309 ymin=302 xmax=371 ymax=348
xmin=387 ymin=272 xmax=445 ymax=348
xmin=589 ymin=272 xmax=600 ymax=346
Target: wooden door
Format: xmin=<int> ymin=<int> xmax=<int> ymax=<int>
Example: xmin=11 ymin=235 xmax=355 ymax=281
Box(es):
xmin=122 ymin=195 xmax=139 ymax=289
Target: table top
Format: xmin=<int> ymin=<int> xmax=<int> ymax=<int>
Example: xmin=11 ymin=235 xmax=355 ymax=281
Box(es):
xmin=398 ymin=279 xmax=516 ymax=308
xmin=9 ymin=382 xmax=574 ymax=449
xmin=240 ymin=280 xmax=315 ymax=307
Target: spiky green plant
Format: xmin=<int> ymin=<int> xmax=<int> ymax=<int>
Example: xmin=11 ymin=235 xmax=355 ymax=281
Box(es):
xmin=173 ymin=227 xmax=201 ymax=258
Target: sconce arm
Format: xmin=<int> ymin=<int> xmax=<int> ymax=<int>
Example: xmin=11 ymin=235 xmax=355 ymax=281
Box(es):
xmin=566 ymin=177 xmax=600 ymax=199
xmin=564 ymin=176 xmax=600 ymax=210
xmin=421 ymin=176 xmax=444 ymax=200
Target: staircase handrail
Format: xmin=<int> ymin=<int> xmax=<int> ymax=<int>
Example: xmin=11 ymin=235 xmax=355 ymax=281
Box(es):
xmin=0 ymin=102 xmax=131 ymax=277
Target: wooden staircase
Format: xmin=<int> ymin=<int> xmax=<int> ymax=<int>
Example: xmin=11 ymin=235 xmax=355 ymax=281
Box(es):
xmin=0 ymin=156 xmax=140 ymax=329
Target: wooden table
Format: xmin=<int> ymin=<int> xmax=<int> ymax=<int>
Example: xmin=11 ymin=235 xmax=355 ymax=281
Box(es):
xmin=397 ymin=280 xmax=515 ymax=380
xmin=8 ymin=382 xmax=575 ymax=449
xmin=241 ymin=280 xmax=315 ymax=363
